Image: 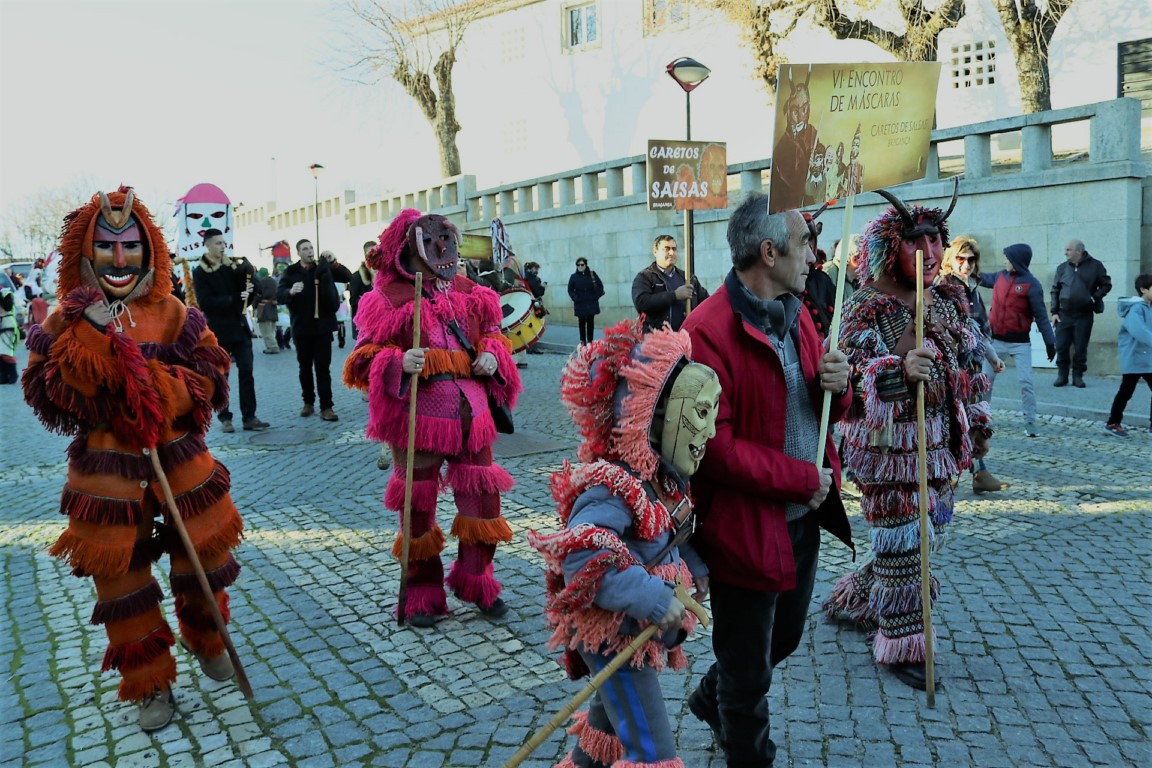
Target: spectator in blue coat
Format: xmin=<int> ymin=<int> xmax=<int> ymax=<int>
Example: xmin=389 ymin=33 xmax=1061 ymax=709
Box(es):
xmin=1104 ymin=274 xmax=1152 ymax=437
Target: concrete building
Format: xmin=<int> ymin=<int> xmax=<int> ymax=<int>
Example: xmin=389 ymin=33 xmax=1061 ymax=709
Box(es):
xmin=235 ymin=1 xmax=1150 ymax=372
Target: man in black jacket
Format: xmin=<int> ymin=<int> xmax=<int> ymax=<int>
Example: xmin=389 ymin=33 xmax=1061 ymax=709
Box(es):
xmin=192 ymin=229 xmax=269 ymax=432
xmin=277 ymin=239 xmax=352 ymax=421
xmin=1051 ymin=239 xmax=1112 ymax=387
xmin=632 ymin=234 xmax=709 ymax=332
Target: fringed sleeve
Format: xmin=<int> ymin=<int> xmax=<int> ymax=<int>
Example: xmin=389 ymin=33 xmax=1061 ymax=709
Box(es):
xmin=343 ymin=341 xmax=384 ymax=391
xmin=473 ymin=286 xmax=522 ymax=409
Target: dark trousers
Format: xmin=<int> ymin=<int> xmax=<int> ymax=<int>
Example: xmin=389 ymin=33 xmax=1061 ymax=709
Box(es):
xmin=294 ymin=331 xmax=334 ymax=409
xmin=1055 ymin=313 xmax=1094 ymax=374
xmin=696 ymin=514 xmax=821 ymax=767
xmin=218 ymin=336 xmax=256 ymax=423
xmin=577 ymin=315 xmax=595 ymax=344
xmin=1108 ymin=373 xmax=1152 ymax=426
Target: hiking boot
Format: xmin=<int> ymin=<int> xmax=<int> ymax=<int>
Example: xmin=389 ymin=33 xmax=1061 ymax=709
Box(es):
xmin=1072 ymin=373 xmax=1086 ymax=388
xmin=181 ymin=639 xmax=234 ymax=681
xmin=1104 ymin=423 xmax=1129 ymax=438
xmin=320 ymin=408 xmax=339 ymax=422
xmin=242 ymin=418 xmax=270 ymax=431
xmin=300 ymin=404 xmax=314 ymax=417
xmin=220 ymin=420 xmax=234 ymax=433
xmin=138 ymin=687 xmax=175 ymax=732
xmin=687 ymin=686 xmax=724 ymax=749
xmin=972 ymin=470 xmax=1009 ymax=493
xmin=1053 ymin=372 xmax=1069 ymax=387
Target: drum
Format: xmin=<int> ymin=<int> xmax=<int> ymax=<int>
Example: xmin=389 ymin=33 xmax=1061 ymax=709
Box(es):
xmin=500 ymin=288 xmax=546 ymax=354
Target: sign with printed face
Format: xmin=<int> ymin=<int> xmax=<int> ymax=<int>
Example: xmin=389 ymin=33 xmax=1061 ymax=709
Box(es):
xmin=646 ymin=140 xmax=728 ymax=211
xmin=175 ymin=183 xmax=233 ymax=260
xmin=768 ymin=62 xmax=942 ymax=214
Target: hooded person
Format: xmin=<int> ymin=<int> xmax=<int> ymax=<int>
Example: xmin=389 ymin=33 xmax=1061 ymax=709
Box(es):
xmin=343 ymin=208 xmax=522 ymax=627
xmin=528 ymin=318 xmax=717 ymax=768
xmin=21 ymin=186 xmax=243 ymax=731
xmin=821 ymin=184 xmax=994 ymax=690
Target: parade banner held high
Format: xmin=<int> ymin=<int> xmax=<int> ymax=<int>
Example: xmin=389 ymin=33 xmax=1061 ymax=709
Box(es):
xmin=646 ymin=139 xmax=728 ymax=211
xmin=768 ymin=62 xmax=941 ymax=214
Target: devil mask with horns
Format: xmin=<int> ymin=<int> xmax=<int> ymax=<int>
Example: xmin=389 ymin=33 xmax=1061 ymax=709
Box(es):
xmin=860 ymin=178 xmax=959 ymax=289
xmin=56 ymin=186 xmax=171 ymax=306
xmin=405 ymin=213 xmax=460 ymax=283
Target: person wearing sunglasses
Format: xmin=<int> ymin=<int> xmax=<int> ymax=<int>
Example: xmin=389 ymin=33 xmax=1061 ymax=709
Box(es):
xmin=567 ymin=258 xmax=605 ymax=345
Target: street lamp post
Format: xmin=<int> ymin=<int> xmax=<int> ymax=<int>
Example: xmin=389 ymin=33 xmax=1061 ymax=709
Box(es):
xmin=309 ymin=163 xmax=325 ymax=253
xmin=665 ymin=57 xmax=710 ymax=309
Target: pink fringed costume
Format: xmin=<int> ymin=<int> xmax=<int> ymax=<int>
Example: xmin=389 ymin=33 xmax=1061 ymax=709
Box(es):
xmin=343 ymin=209 xmax=521 ymax=622
xmin=822 ymin=197 xmax=993 ymax=670
xmin=528 ymin=320 xmax=713 ymax=768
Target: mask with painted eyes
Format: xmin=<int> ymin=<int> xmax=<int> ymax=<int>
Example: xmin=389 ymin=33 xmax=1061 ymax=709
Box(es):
xmin=407 ymin=214 xmax=460 ymax=281
xmin=657 ymin=362 xmax=721 ymax=477
xmin=176 ymin=183 xmax=232 ymax=260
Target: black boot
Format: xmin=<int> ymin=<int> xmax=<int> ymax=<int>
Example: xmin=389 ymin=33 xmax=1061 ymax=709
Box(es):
xmin=1072 ymin=372 xmax=1086 ymax=388
xmin=890 ymin=662 xmax=941 ymax=691
xmin=1053 ymin=370 xmax=1068 ymax=387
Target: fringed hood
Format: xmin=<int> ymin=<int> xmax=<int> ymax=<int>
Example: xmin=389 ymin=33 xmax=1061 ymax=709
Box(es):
xmin=561 ymin=319 xmax=692 ymax=481
xmin=56 ymin=186 xmax=172 ymax=304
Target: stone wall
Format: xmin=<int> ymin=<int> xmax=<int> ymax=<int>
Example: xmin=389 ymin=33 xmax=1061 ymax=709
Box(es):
xmin=238 ymin=98 xmax=1148 ymax=373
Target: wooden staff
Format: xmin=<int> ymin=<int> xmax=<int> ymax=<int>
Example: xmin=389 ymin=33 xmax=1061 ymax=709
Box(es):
xmin=397 ymin=272 xmax=423 ymax=626
xmin=815 ymin=195 xmax=855 ymax=469
xmin=146 ymin=448 xmax=253 ymax=699
xmin=504 ymin=584 xmax=709 ymax=768
xmin=914 ymin=249 xmax=937 ymax=705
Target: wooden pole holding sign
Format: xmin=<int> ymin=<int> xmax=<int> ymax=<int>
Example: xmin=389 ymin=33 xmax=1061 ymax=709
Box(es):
xmin=814 ymin=195 xmax=855 ymax=470
xmin=915 ymin=249 xmax=937 ymax=706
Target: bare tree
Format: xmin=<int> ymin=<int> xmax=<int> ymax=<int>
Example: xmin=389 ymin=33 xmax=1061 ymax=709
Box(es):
xmin=346 ymin=0 xmax=484 ymax=177
xmin=993 ymin=0 xmax=1076 ymax=113
xmin=5 ymin=184 xmax=94 ymax=259
xmin=696 ymin=0 xmax=964 ymax=94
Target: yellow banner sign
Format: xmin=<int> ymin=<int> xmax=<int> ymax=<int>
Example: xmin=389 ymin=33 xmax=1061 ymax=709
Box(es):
xmin=769 ymin=62 xmax=941 ymax=214
xmin=646 ymin=140 xmax=728 ymax=211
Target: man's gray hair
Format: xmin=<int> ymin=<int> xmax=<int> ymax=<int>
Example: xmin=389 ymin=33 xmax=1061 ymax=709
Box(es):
xmin=727 ymin=193 xmax=791 ymax=270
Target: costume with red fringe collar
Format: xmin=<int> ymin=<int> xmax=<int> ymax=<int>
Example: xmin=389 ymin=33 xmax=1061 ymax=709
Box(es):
xmin=528 ymin=459 xmax=698 ymax=677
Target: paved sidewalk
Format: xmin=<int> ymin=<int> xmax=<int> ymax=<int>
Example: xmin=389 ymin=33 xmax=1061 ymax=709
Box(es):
xmin=1 ymin=325 xmax=1149 ymax=768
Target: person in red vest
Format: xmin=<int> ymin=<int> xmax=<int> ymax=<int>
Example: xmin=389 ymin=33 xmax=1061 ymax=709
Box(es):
xmin=977 ymin=243 xmax=1056 ymax=438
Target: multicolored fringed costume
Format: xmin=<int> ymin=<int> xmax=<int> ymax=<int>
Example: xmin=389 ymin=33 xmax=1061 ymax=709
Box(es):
xmin=22 ymin=188 xmax=242 ymax=705
xmin=528 ymin=320 xmax=717 ymax=768
xmin=822 ymin=191 xmax=992 ymax=672
xmin=343 ymin=209 xmax=521 ymax=622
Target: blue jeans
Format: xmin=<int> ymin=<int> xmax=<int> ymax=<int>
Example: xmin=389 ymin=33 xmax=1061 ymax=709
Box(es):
xmin=986 ymin=340 xmax=1035 ymax=425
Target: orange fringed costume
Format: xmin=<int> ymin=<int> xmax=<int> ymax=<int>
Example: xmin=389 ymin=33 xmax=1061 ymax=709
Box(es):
xmin=22 ymin=187 xmax=242 ymax=702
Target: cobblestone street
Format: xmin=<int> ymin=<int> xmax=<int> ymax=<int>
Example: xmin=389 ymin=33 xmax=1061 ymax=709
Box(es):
xmin=2 ymin=328 xmax=1149 ymax=768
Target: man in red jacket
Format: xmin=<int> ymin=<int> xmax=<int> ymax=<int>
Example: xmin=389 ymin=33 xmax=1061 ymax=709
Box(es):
xmin=682 ymin=193 xmax=854 ymax=767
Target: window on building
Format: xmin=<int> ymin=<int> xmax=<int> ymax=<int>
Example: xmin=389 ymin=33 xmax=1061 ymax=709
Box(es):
xmin=564 ymin=2 xmax=598 ymax=51
xmin=501 ymin=27 xmax=526 ymax=63
xmin=950 ymin=40 xmax=996 ymax=89
xmin=1118 ymin=38 xmax=1152 ymax=113
xmin=644 ymin=0 xmax=688 ymax=34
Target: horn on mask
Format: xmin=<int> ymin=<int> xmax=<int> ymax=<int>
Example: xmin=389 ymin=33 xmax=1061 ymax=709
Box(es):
xmin=935 ymin=177 xmax=960 ymax=227
xmin=875 ymin=188 xmax=915 ymax=230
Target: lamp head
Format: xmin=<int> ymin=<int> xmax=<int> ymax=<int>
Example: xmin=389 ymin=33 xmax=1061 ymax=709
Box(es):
xmin=666 ymin=57 xmax=710 ymax=93
xmin=309 ymin=163 xmax=325 ymax=179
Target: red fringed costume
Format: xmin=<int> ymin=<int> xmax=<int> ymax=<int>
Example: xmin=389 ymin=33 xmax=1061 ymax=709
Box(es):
xmin=22 ymin=188 xmax=242 ymax=703
xmin=343 ymin=209 xmax=521 ymax=621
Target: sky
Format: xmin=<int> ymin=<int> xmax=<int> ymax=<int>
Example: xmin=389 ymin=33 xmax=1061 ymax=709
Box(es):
xmin=0 ymin=0 xmax=426 ymax=250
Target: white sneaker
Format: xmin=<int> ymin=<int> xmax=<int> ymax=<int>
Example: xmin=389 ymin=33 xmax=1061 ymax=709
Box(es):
xmin=1024 ymin=423 xmax=1038 ymax=437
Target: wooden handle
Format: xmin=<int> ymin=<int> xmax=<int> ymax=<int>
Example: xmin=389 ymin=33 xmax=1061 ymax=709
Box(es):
xmin=397 ymin=273 xmax=423 ymax=625
xmin=914 ymin=249 xmax=936 ymax=706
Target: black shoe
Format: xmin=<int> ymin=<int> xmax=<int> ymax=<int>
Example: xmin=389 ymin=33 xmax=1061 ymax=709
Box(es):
xmin=527 ymin=347 xmax=544 ymax=355
xmin=889 ymin=662 xmax=940 ymax=691
xmin=1053 ymin=373 xmax=1068 ymax=387
xmin=1072 ymin=374 xmax=1086 ymax=388
xmin=478 ymin=597 xmax=508 ymax=618
xmin=406 ymin=613 xmax=437 ymax=628
xmin=242 ymin=418 xmax=270 ymax=431
xmin=687 ymin=686 xmax=724 ymax=749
